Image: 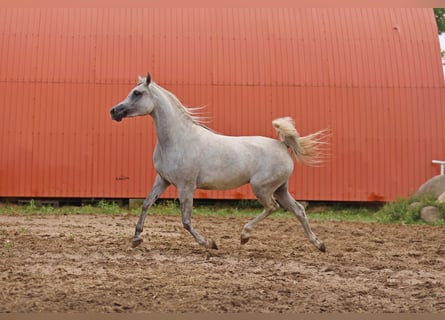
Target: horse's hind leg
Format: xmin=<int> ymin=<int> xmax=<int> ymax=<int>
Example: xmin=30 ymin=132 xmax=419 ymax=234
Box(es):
xmin=274 ymin=183 xmax=326 ymax=252
xmin=240 ymin=187 xmax=279 ymax=245
xmin=133 ymin=174 xmax=170 ymax=248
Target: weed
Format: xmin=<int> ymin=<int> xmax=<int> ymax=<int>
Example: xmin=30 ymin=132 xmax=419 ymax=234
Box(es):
xmin=39 ymin=205 xmax=55 ymax=214
xmin=162 ymin=199 xmax=180 ymax=211
xmin=96 ymin=200 xmax=121 ymax=214
xmin=3 ymin=239 xmax=13 ymax=250
xmin=17 ymin=226 xmax=27 ymax=235
xmin=2 ymin=239 xmax=14 ymax=257
xmin=24 ymin=199 xmax=38 ymax=212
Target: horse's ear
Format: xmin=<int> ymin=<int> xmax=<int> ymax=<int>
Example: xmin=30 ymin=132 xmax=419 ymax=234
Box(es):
xmin=145 ymin=73 xmax=151 ymax=85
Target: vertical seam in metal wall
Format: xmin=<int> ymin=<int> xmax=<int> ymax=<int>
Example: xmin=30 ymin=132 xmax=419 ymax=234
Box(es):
xmin=29 ymin=8 xmax=42 ymax=196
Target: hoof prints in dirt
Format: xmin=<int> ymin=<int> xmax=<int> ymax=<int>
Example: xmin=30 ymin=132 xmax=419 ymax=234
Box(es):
xmin=0 ymin=214 xmax=444 ymax=312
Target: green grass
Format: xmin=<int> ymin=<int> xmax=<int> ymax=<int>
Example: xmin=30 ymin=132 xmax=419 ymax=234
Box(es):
xmin=143 ymin=200 xmax=380 ymax=223
xmin=0 ymin=199 xmax=124 ymax=216
xmin=376 ymin=193 xmax=445 ymax=225
xmin=0 ymin=198 xmax=443 ymax=226
xmin=308 ymin=207 xmax=378 ymax=223
xmin=0 ymin=199 xmax=378 ymax=222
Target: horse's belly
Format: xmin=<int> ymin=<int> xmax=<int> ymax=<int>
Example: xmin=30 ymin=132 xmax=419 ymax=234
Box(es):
xmin=196 ymin=172 xmax=250 ymax=190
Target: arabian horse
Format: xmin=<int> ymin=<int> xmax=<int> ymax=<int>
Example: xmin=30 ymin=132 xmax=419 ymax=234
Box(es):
xmin=110 ymin=73 xmax=328 ymax=252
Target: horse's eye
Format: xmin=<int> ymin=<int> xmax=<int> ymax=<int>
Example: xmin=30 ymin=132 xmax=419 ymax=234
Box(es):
xmin=133 ymin=90 xmax=142 ymax=97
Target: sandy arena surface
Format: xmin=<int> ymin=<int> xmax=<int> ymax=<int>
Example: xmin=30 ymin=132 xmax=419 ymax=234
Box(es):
xmin=0 ymin=214 xmax=444 ymax=312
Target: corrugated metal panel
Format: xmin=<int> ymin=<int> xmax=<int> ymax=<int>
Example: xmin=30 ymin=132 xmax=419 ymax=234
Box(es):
xmin=0 ymin=8 xmax=444 ymax=201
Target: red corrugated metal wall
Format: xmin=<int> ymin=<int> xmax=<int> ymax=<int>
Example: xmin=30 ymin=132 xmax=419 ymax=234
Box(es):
xmin=1 ymin=8 xmax=444 ymax=201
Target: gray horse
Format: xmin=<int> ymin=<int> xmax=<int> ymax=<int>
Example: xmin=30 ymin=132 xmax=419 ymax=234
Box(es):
xmin=110 ymin=73 xmax=328 ymax=252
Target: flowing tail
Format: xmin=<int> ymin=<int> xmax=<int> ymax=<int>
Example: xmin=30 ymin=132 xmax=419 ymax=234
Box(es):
xmin=272 ymin=117 xmax=330 ymax=166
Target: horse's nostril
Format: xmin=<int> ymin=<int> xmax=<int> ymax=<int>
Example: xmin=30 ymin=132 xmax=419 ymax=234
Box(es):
xmin=110 ymin=105 xmax=125 ymax=122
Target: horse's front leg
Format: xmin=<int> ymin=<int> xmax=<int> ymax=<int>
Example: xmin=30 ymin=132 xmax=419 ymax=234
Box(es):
xmin=133 ymin=174 xmax=170 ymax=248
xmin=179 ymin=187 xmax=218 ymax=250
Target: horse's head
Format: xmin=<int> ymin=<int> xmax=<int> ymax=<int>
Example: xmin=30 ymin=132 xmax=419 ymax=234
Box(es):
xmin=110 ymin=73 xmax=155 ymax=122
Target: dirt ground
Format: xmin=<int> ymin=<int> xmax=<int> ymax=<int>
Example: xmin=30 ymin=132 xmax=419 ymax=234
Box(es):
xmin=0 ymin=213 xmax=444 ymax=313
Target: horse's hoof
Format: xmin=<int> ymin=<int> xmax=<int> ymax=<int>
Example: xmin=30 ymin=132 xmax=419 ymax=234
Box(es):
xmin=207 ymin=239 xmax=218 ymax=250
xmin=318 ymin=242 xmax=326 ymax=252
xmin=132 ymin=238 xmax=143 ymax=248
xmin=240 ymin=235 xmax=250 ymax=245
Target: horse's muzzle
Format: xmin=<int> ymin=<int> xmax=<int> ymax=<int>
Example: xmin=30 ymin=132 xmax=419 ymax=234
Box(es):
xmin=110 ymin=105 xmax=127 ymax=122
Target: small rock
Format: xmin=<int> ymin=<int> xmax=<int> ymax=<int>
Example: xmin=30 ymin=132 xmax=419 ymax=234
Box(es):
xmin=409 ymin=202 xmax=422 ymax=208
xmin=438 ymin=192 xmax=445 ymax=204
xmin=420 ymin=206 xmax=442 ymax=223
xmin=408 ymin=202 xmax=422 ymax=217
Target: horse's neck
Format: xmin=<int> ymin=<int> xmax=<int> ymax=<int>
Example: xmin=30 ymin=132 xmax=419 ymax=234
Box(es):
xmin=151 ymin=89 xmax=195 ymax=147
